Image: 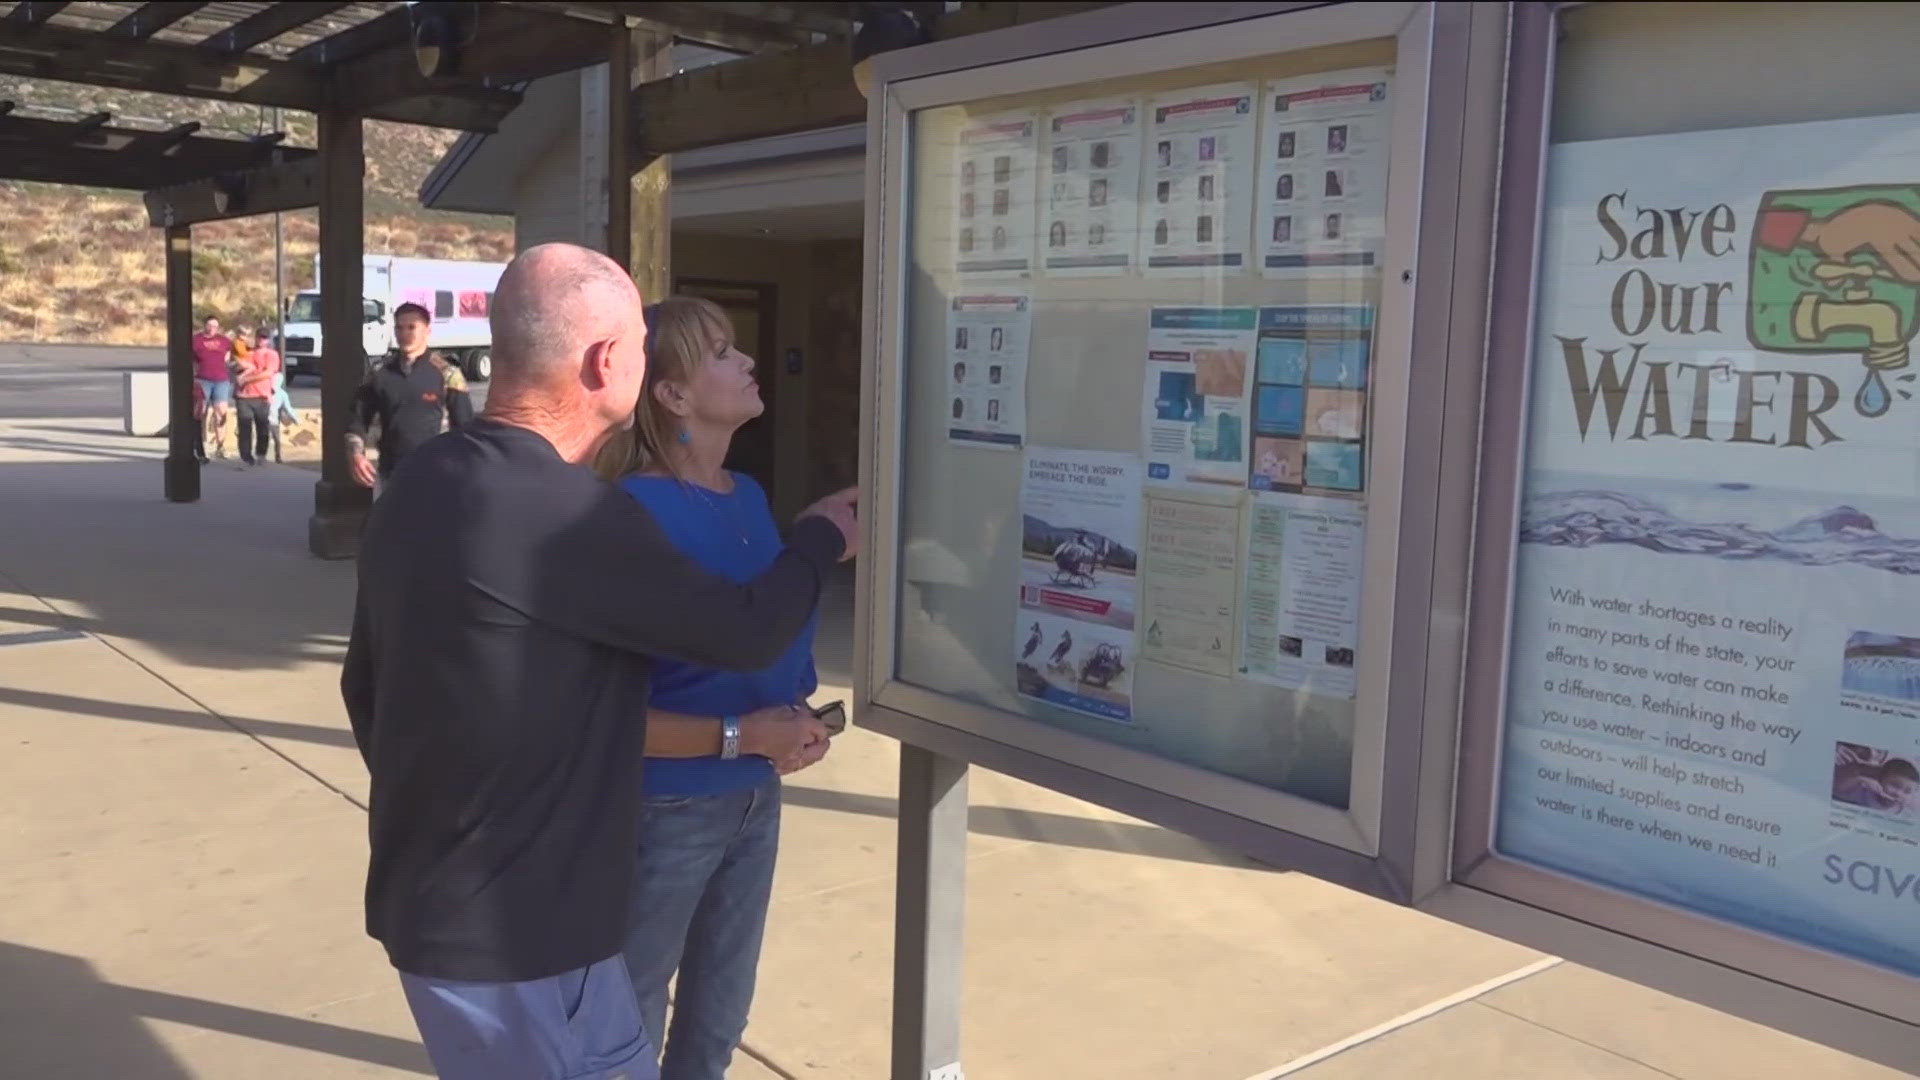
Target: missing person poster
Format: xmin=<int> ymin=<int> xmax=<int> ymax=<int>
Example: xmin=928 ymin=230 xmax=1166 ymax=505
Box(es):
xmin=1495 ymin=112 xmax=1920 ymax=978
xmin=1016 ymin=448 xmax=1142 ymax=722
xmin=1041 ymin=97 xmax=1143 ymax=276
xmin=1143 ymin=83 xmax=1257 ymax=276
xmin=1142 ymin=307 xmax=1257 ymax=491
xmin=945 ymin=293 xmax=1031 ymax=448
xmin=953 ymin=111 xmax=1039 ymax=277
xmin=1257 ymin=68 xmax=1394 ymax=278
xmin=1238 ymin=492 xmax=1364 ymax=699
xmin=1140 ymin=495 xmax=1241 ymax=677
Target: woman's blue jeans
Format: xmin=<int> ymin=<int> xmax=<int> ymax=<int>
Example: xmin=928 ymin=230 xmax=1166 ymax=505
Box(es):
xmin=622 ymin=778 xmax=781 ymax=1080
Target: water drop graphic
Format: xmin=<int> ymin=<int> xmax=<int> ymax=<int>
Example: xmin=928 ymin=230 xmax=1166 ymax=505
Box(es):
xmin=1856 ymin=368 xmax=1892 ymax=417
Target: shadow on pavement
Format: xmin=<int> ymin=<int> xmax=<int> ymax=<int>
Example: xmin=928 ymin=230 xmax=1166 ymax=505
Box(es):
xmin=0 ymin=941 xmax=430 ymax=1076
xmin=0 ymin=685 xmax=359 ymax=750
xmin=781 ymin=782 xmax=1262 ymax=869
xmin=0 ymin=458 xmax=358 ymax=673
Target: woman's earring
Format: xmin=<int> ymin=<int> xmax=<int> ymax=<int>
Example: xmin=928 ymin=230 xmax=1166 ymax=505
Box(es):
xmin=677 ymin=428 xmax=691 ymax=445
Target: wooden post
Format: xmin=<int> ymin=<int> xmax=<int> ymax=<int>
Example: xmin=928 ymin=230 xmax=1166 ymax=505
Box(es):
xmin=610 ymin=25 xmax=672 ymax=304
xmin=604 ymin=26 xmax=633 ymax=269
xmin=307 ymin=111 xmax=370 ymax=559
xmin=162 ymin=224 xmax=200 ymax=503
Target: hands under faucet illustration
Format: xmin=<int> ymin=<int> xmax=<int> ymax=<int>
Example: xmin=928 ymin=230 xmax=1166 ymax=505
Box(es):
xmin=1749 ymin=188 xmax=1920 ymax=417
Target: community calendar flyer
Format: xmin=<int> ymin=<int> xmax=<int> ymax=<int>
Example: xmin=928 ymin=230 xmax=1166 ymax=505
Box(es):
xmin=1140 ymin=494 xmax=1241 ymax=678
xmin=1015 ymin=448 xmax=1141 ymax=722
xmin=1494 ymin=111 xmax=1920 ymax=978
xmin=1238 ymin=492 xmax=1365 ymax=699
xmin=1143 ymin=83 xmax=1257 ymax=276
xmin=1142 ymin=307 xmax=1256 ymax=491
xmin=953 ymin=111 xmax=1039 ymax=277
xmin=1042 ymin=97 xmax=1143 ymax=276
xmin=944 ymin=293 xmax=1031 ymax=448
xmin=1258 ymin=67 xmax=1394 ymax=278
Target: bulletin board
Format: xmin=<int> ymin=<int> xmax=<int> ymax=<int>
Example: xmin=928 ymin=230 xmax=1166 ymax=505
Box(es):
xmin=857 ymin=1 xmax=1447 ymax=884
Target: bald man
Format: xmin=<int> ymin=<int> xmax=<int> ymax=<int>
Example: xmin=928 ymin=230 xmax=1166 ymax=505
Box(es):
xmin=342 ymin=244 xmax=858 ymax=1080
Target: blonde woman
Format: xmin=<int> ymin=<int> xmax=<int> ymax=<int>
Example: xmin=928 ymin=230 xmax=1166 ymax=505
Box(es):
xmin=597 ymin=297 xmax=831 ymax=1079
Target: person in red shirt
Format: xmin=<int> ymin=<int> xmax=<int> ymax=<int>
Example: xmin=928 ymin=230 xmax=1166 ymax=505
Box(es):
xmin=191 ymin=316 xmax=235 ymax=461
xmin=233 ymin=329 xmax=282 ymax=466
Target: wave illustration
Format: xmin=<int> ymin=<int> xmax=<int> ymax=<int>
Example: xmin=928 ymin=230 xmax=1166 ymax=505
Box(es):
xmin=1519 ymin=490 xmax=1920 ymax=575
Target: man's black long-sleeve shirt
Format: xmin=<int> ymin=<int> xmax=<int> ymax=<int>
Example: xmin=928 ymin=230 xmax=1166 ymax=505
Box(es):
xmin=341 ymin=420 xmax=842 ymax=982
xmin=346 ymin=349 xmax=474 ymax=478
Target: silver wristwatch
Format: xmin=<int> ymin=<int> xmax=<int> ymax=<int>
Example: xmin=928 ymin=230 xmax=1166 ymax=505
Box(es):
xmin=720 ymin=715 xmax=741 ymax=760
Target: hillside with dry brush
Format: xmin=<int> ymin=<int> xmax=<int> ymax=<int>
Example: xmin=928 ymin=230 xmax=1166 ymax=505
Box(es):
xmin=0 ymin=76 xmax=513 ymax=345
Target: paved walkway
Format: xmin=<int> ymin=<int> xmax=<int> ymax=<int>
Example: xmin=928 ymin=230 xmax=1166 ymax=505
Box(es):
xmin=0 ymin=417 xmax=1902 ymax=1078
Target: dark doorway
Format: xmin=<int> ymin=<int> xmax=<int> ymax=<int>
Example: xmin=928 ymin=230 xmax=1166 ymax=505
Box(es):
xmin=676 ymin=278 xmax=779 ymax=499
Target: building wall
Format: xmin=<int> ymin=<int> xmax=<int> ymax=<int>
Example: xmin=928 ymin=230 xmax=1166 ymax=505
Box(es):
xmin=511 ymin=128 xmax=583 ymax=252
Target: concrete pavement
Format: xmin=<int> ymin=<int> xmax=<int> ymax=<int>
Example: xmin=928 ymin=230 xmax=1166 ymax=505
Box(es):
xmin=0 ymin=415 xmax=1904 ymax=1078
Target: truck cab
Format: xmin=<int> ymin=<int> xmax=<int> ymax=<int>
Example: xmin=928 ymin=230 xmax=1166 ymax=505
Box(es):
xmin=281 ymin=293 xmax=390 ymax=382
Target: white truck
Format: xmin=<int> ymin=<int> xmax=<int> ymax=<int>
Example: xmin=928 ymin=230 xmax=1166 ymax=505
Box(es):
xmin=281 ymin=254 xmax=508 ymax=383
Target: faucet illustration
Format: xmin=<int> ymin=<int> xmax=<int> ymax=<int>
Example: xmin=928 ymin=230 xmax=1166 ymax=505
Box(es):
xmin=1792 ymin=262 xmax=1911 ymax=417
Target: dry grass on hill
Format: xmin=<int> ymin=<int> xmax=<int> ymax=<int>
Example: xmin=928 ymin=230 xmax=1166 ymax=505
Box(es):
xmin=0 ymin=77 xmax=513 ymax=346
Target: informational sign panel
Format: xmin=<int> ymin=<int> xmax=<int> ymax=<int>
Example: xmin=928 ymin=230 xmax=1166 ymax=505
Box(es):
xmin=1496 ymin=112 xmax=1920 ymax=978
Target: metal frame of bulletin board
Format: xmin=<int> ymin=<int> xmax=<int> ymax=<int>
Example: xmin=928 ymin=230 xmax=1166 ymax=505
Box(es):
xmin=856 ymin=2 xmax=1920 ymax=1077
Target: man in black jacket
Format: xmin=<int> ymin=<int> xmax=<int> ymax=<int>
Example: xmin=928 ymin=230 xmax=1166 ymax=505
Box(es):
xmin=345 ymin=301 xmax=473 ymax=488
xmin=342 ymin=243 xmax=857 ymax=1080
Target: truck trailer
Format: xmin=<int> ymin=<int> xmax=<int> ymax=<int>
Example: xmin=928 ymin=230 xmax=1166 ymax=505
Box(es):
xmin=281 ymin=255 xmax=508 ymax=383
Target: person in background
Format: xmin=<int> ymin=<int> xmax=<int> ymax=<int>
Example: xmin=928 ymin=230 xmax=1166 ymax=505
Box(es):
xmin=233 ymin=328 xmax=281 ymax=466
xmin=594 ymin=297 xmax=832 ymax=1080
xmin=345 ymin=302 xmax=472 ymax=489
xmin=343 ymin=243 xmax=859 ymax=1080
xmin=191 ymin=316 xmax=233 ymax=461
xmin=267 ymin=325 xmax=299 ymax=462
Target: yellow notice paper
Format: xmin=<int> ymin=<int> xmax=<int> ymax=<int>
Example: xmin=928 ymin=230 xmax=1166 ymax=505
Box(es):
xmin=1139 ymin=495 xmax=1241 ymax=677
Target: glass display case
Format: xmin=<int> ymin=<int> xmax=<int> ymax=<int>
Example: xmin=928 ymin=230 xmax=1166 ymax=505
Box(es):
xmin=858 ymin=0 xmax=1460 ymax=895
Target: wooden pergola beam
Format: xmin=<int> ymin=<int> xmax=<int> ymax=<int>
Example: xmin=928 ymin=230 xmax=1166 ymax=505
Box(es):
xmin=204 ymin=1 xmax=354 ymax=55
xmin=0 ymin=17 xmax=319 ymax=106
xmin=628 ymin=3 xmax=823 ymax=47
xmin=107 ymin=2 xmax=209 ymax=41
xmin=285 ymin=4 xmax=410 ymax=65
xmin=631 ymin=2 xmax=1113 ymax=156
xmin=0 ymin=14 xmax=524 ymax=130
xmin=143 ymin=155 xmax=320 ymax=226
xmin=7 ymin=2 xmax=69 ymax=28
xmin=132 ymin=119 xmax=202 ymax=155
xmin=0 ymin=109 xmax=310 ymax=189
xmin=326 ymin=5 xmax=609 ymax=118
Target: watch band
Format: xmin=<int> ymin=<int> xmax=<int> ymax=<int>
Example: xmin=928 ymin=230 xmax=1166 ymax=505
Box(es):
xmin=720 ymin=715 xmax=741 ymax=760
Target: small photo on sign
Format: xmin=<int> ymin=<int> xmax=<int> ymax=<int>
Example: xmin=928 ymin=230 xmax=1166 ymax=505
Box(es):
xmin=1304 ymin=441 xmax=1362 ymax=491
xmin=1193 ymin=346 xmax=1248 ymax=397
xmin=1154 ymin=371 xmax=1203 ymax=422
xmin=1841 ymin=631 xmax=1920 ymax=703
xmin=1254 ymin=385 xmax=1305 ymax=438
xmin=1251 ymin=437 xmax=1304 ymax=490
xmin=1307 ymin=337 xmax=1369 ymax=390
xmin=1258 ymin=337 xmax=1308 ymax=385
xmin=1305 ymin=388 xmax=1365 ymax=440
xmin=1832 ymin=741 xmax=1919 ymax=820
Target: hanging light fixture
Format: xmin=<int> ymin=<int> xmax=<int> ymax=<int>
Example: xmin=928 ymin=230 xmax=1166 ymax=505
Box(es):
xmin=411 ymin=2 xmax=480 ymax=79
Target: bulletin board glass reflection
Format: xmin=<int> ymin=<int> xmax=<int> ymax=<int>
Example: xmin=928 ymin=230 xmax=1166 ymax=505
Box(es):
xmin=890 ymin=38 xmax=1403 ymax=808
